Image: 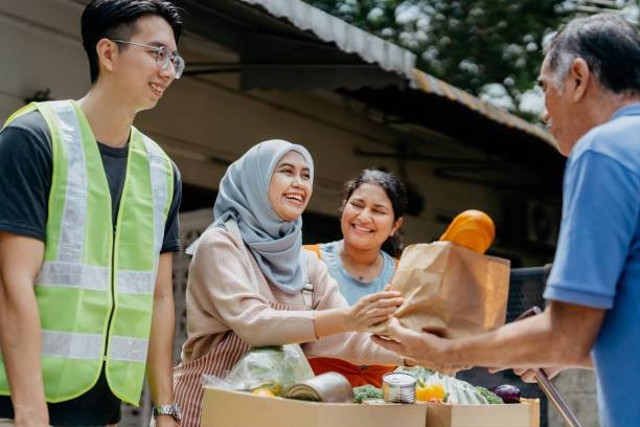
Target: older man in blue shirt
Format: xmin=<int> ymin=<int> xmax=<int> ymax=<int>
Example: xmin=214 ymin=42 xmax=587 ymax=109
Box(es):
xmin=373 ymin=12 xmax=640 ymax=426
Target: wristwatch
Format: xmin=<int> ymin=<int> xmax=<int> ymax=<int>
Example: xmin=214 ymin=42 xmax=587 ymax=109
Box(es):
xmin=153 ymin=403 xmax=182 ymax=423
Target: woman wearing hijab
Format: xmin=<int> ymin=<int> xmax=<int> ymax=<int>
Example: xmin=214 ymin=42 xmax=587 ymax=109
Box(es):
xmin=173 ymin=140 xmax=403 ymax=426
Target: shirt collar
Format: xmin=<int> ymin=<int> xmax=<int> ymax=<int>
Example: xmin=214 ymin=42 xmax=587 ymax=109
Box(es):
xmin=610 ymin=102 xmax=640 ymax=121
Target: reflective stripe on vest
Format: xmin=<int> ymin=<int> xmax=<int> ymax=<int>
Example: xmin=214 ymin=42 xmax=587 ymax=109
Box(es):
xmin=51 ymin=101 xmax=88 ymax=264
xmin=37 ymin=262 xmax=109 ymax=291
xmin=41 ymin=331 xmax=147 ymax=363
xmin=143 ymin=134 xmax=170 ymax=259
xmin=37 ymin=265 xmax=157 ymax=294
xmin=0 ymin=100 xmax=173 ymax=405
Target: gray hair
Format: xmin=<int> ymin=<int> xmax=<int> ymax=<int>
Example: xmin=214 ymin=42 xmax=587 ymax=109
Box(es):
xmin=544 ymin=13 xmax=640 ymax=95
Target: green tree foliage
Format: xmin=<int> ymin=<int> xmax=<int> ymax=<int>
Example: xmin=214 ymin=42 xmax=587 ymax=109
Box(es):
xmin=304 ymin=0 xmax=639 ymax=120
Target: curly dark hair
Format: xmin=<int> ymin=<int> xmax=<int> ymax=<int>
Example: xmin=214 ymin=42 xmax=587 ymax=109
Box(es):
xmin=341 ymin=169 xmax=407 ymax=257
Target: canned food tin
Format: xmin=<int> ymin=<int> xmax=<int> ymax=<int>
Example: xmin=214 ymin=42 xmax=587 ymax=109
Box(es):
xmin=285 ymin=372 xmax=354 ymax=403
xmin=382 ymin=371 xmax=416 ymax=404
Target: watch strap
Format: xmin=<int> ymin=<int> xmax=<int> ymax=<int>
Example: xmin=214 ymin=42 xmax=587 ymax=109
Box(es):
xmin=153 ymin=403 xmax=182 ymax=421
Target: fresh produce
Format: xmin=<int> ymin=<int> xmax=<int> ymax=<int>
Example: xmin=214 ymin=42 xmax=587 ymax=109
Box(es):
xmin=260 ymin=381 xmax=284 ymax=396
xmin=251 ymin=387 xmax=276 ymax=397
xmin=224 ymin=345 xmax=314 ymax=393
xmin=475 ymin=386 xmax=504 ymax=404
xmin=489 ymin=384 xmax=521 ymax=403
xmin=439 ymin=209 xmax=495 ymax=254
xmin=352 ymin=384 xmax=383 ymax=403
xmin=395 ymin=366 xmax=490 ymax=404
xmin=416 ymin=380 xmax=446 ymax=402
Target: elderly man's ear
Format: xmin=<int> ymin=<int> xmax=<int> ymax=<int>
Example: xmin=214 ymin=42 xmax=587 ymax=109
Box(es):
xmin=569 ymin=57 xmax=591 ymax=101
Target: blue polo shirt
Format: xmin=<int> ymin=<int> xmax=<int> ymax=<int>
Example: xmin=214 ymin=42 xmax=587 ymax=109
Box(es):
xmin=544 ymin=103 xmax=640 ymax=426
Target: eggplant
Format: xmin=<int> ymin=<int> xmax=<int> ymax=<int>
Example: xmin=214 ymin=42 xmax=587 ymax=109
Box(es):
xmin=489 ymin=384 xmax=521 ymax=403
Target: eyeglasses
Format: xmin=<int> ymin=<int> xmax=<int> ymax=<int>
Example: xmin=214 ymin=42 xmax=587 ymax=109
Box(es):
xmin=111 ymin=40 xmax=185 ymax=79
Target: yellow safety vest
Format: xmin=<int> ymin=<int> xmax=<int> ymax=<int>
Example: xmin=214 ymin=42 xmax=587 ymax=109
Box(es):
xmin=0 ymin=100 xmax=174 ymax=405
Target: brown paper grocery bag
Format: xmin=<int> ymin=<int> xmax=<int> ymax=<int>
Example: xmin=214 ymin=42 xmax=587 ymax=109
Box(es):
xmin=382 ymin=241 xmax=510 ymax=339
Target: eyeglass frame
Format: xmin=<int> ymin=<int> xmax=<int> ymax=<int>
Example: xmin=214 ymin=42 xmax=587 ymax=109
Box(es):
xmin=111 ymin=39 xmax=185 ymax=79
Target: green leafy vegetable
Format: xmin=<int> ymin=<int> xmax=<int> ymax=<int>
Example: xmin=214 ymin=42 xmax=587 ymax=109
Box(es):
xmin=475 ymin=386 xmax=504 ymax=404
xmin=353 ymin=385 xmax=383 ymax=403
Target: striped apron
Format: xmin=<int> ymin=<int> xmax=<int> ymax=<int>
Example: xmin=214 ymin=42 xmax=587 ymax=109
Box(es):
xmin=174 ymin=220 xmax=313 ymax=426
xmin=173 ymin=299 xmax=310 ymax=427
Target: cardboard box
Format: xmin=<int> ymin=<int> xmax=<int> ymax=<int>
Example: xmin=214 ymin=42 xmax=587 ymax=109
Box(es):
xmin=425 ymin=399 xmax=540 ymax=427
xmin=201 ymin=387 xmax=427 ymax=427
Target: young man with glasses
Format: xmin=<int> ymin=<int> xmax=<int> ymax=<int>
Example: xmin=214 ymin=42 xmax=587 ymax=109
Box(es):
xmin=0 ymin=1 xmax=184 ymax=425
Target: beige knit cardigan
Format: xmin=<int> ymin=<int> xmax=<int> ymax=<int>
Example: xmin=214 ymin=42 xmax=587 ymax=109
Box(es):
xmin=179 ymin=226 xmax=401 ymax=367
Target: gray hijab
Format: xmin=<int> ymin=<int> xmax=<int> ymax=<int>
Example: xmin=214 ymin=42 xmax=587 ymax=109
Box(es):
xmin=193 ymin=139 xmax=314 ymax=295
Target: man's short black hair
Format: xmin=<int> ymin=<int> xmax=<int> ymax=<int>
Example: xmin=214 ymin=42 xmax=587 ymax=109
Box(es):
xmin=81 ymin=0 xmax=183 ymax=83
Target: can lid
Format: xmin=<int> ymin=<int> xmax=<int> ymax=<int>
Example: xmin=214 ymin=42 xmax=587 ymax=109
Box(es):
xmin=383 ymin=372 xmax=416 ymax=386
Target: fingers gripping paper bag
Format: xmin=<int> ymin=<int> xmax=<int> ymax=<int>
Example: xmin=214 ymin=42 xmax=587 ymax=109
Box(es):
xmin=380 ymin=241 xmax=510 ymax=338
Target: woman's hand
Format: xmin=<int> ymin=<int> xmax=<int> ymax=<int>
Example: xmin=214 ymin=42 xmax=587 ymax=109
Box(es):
xmin=347 ymin=291 xmax=403 ymax=332
xmin=371 ymin=317 xmax=455 ymax=372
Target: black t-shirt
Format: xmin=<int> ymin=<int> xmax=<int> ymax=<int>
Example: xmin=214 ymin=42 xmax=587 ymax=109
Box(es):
xmin=0 ymin=111 xmax=183 ymax=424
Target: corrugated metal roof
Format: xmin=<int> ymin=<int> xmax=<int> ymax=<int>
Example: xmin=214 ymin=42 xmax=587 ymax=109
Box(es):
xmin=236 ymin=0 xmax=416 ymax=78
xmin=412 ymin=70 xmax=554 ymax=144
xmin=237 ymin=0 xmax=556 ymax=147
